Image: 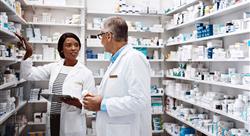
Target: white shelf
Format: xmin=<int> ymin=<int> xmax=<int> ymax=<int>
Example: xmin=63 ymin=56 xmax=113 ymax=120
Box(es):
xmin=0 ymin=57 xmax=16 ymax=62
xmin=87 ymin=12 xmax=162 ymax=17
xmin=165 ymin=58 xmax=250 ymax=62
xmin=166 ymin=30 xmax=250 ymax=46
xmin=166 ymin=93 xmax=249 ymax=124
xmin=87 ymin=28 xmax=163 ymax=33
xmin=28 ymin=100 xmax=47 ymax=104
xmin=0 ymin=101 xmax=27 ymax=124
xmin=152 ymin=130 xmax=164 ymax=134
xmin=87 ymin=45 xmax=164 ymax=49
xmin=165 ymin=129 xmax=178 ymax=136
xmin=27 ymin=22 xmax=84 ymax=27
xmin=165 ymin=0 xmax=199 ymax=16
xmin=166 ymin=1 xmax=250 ymax=31
xmin=152 ymin=112 xmax=164 ymax=115
xmin=0 ymin=79 xmax=26 ymax=90
xmin=0 ymin=0 xmax=27 ymax=24
xmin=26 ymin=4 xmax=84 ymax=9
xmin=28 ymin=41 xmax=57 ymax=44
xmin=166 ymin=111 xmax=214 ymax=136
xmin=166 ymin=75 xmax=250 ymax=91
xmin=0 ymin=27 xmax=16 ymax=38
xmin=151 ymin=75 xmax=164 ymax=78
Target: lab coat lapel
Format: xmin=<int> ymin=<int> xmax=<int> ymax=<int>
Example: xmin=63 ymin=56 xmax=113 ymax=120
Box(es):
xmin=99 ymin=46 xmax=132 ymax=95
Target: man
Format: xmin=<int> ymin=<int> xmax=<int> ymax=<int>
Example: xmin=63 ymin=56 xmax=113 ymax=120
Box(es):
xmin=83 ymin=16 xmax=152 ymax=136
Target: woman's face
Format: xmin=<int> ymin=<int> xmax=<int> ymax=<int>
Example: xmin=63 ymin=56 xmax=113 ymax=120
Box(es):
xmin=63 ymin=37 xmax=80 ymax=61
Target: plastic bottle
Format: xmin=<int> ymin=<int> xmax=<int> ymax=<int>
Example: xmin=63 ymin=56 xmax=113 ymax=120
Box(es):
xmin=234 ymin=95 xmax=245 ymax=117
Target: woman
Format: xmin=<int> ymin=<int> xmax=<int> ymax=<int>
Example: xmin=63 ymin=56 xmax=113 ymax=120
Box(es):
xmin=16 ymin=32 xmax=95 ymax=136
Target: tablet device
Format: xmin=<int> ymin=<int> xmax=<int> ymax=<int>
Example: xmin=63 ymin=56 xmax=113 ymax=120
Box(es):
xmin=40 ymin=93 xmax=74 ymax=102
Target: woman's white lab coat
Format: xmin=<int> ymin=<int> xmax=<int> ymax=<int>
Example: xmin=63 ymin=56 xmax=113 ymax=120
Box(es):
xmin=21 ymin=59 xmax=95 ymax=136
xmin=96 ymin=45 xmax=152 ymax=136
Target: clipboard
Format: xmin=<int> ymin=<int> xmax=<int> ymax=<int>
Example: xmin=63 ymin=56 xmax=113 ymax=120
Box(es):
xmin=40 ymin=93 xmax=75 ymax=102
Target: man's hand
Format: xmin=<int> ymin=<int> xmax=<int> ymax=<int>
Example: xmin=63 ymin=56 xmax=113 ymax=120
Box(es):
xmin=83 ymin=95 xmax=102 ymax=111
xmin=61 ymin=97 xmax=82 ymax=109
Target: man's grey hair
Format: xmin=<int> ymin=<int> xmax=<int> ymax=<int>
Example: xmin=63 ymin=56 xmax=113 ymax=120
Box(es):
xmin=103 ymin=16 xmax=128 ymax=42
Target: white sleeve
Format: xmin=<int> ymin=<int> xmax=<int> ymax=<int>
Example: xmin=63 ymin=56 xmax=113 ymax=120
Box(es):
xmin=82 ymin=71 xmax=96 ymax=95
xmin=105 ymin=54 xmax=151 ymax=117
xmin=20 ymin=58 xmax=52 ymax=81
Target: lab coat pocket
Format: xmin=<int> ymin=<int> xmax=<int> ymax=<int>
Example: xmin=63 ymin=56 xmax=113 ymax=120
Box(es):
xmin=106 ymin=124 xmax=131 ymax=136
xmin=62 ymin=111 xmax=85 ymax=135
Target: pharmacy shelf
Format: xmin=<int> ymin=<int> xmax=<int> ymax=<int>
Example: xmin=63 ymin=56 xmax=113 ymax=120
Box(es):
xmin=165 ymin=58 xmax=250 ymax=62
xmin=9 ymin=14 xmax=27 ymax=24
xmin=0 ymin=57 xmax=17 ymax=66
xmin=152 ymin=112 xmax=164 ymax=115
xmin=166 ymin=75 xmax=250 ymax=91
xmin=28 ymin=99 xmax=47 ymax=104
xmin=165 ymin=0 xmax=199 ymax=16
xmin=165 ymin=129 xmax=178 ymax=136
xmin=87 ymin=45 xmax=164 ymax=49
xmin=152 ymin=130 xmax=164 ymax=134
xmin=166 ymin=29 xmax=250 ymax=46
xmin=166 ymin=93 xmax=249 ymax=124
xmin=166 ymin=111 xmax=214 ymax=136
xmin=0 ymin=79 xmax=26 ymax=90
xmin=0 ymin=0 xmax=27 ymax=24
xmin=0 ymin=101 xmax=27 ymax=124
xmin=26 ymin=4 xmax=84 ymax=9
xmin=0 ymin=27 xmax=16 ymax=39
xmin=87 ymin=28 xmax=164 ymax=33
xmin=166 ymin=1 xmax=250 ymax=31
xmin=27 ymin=22 xmax=84 ymax=27
xmin=28 ymin=41 xmax=58 ymax=44
xmin=87 ymin=12 xmax=162 ymax=17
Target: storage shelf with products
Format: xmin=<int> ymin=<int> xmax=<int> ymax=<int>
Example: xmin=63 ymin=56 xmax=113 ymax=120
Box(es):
xmin=152 ymin=130 xmax=164 ymax=134
xmin=27 ymin=22 xmax=84 ymax=27
xmin=28 ymin=41 xmax=58 ymax=44
xmin=166 ymin=1 xmax=250 ymax=31
xmin=164 ymin=0 xmax=199 ymax=16
xmin=0 ymin=27 xmax=16 ymax=38
xmin=87 ymin=12 xmax=162 ymax=17
xmin=166 ymin=29 xmax=250 ymax=46
xmin=165 ymin=58 xmax=250 ymax=62
xmin=165 ymin=111 xmax=214 ymax=136
xmin=165 ymin=128 xmax=178 ymax=136
xmin=0 ymin=101 xmax=27 ymax=124
xmin=166 ymin=75 xmax=250 ymax=91
xmin=26 ymin=4 xmax=84 ymax=9
xmin=0 ymin=0 xmax=27 ymax=24
xmin=87 ymin=28 xmax=164 ymax=33
xmin=166 ymin=93 xmax=249 ymax=124
xmin=87 ymin=44 xmax=164 ymax=49
xmin=0 ymin=79 xmax=26 ymax=90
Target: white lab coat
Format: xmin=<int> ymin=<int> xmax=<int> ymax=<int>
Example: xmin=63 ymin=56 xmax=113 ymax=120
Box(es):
xmin=21 ymin=59 xmax=95 ymax=136
xmin=96 ymin=45 xmax=152 ymax=136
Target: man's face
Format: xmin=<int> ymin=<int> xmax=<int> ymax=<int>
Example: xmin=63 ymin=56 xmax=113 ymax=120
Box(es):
xmin=97 ymin=28 xmax=112 ymax=53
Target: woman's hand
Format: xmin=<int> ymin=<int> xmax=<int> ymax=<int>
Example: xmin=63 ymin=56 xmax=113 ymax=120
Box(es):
xmin=61 ymin=97 xmax=82 ymax=109
xmin=14 ymin=33 xmax=33 ymax=60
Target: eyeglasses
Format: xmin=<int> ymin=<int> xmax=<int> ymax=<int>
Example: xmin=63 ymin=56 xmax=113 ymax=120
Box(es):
xmin=97 ymin=32 xmax=112 ymax=39
xmin=97 ymin=32 xmax=106 ymax=39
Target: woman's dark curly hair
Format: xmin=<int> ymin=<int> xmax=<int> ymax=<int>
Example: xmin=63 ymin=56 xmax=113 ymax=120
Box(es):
xmin=57 ymin=32 xmax=81 ymax=58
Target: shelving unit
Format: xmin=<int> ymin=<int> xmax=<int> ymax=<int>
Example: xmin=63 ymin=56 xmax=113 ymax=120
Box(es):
xmin=164 ymin=0 xmax=199 ymax=16
xmin=166 ymin=75 xmax=250 ymax=91
xmin=166 ymin=1 xmax=250 ymax=30
xmin=167 ymin=29 xmax=250 ymax=46
xmin=0 ymin=79 xmax=26 ymax=90
xmin=87 ymin=28 xmax=164 ymax=33
xmin=27 ymin=22 xmax=84 ymax=27
xmin=166 ymin=93 xmax=248 ymax=124
xmin=166 ymin=111 xmax=214 ymax=136
xmin=163 ymin=0 xmax=250 ymax=135
xmin=0 ymin=101 xmax=27 ymax=124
